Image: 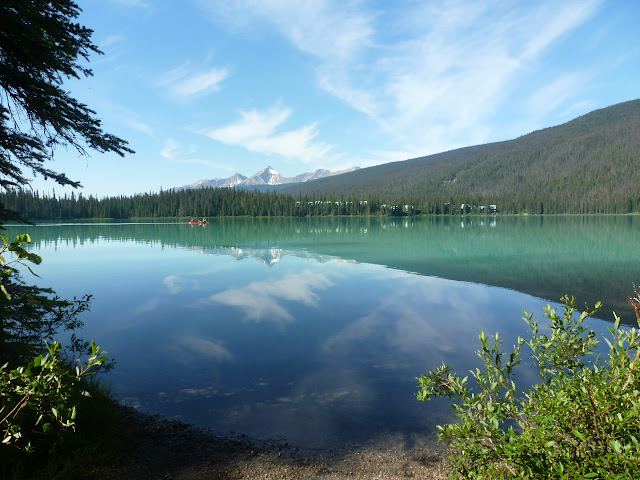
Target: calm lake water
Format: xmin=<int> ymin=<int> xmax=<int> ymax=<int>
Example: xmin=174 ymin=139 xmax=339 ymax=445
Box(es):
xmin=6 ymin=215 xmax=640 ymax=448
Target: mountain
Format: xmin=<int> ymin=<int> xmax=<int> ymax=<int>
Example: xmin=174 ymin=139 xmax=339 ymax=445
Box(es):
xmin=179 ymin=166 xmax=360 ymax=191
xmin=243 ymin=166 xmax=285 ymax=185
xmin=186 ymin=172 xmax=248 ymax=189
xmin=279 ymin=99 xmax=640 ymax=214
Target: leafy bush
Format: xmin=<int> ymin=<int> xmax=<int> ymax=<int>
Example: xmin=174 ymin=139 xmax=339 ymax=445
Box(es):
xmin=417 ymin=294 xmax=640 ymax=479
xmin=1 ymin=233 xmax=93 ymax=364
xmin=1 ymin=341 xmax=109 ymax=453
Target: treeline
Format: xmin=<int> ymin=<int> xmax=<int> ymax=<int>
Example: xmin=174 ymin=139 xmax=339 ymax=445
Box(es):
xmin=3 ymin=183 xmax=640 ymax=221
xmin=0 ymin=187 xmax=413 ymax=219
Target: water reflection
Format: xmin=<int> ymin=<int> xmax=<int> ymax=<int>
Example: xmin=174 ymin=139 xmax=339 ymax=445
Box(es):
xmin=15 ymin=215 xmax=640 ymax=322
xmin=208 ymin=270 xmax=333 ymax=323
xmin=171 ymin=335 xmax=234 ymax=363
xmin=3 ymin=217 xmax=635 ymax=448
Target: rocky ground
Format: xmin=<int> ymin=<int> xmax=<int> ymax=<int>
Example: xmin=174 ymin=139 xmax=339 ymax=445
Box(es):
xmin=87 ymin=406 xmax=455 ymax=480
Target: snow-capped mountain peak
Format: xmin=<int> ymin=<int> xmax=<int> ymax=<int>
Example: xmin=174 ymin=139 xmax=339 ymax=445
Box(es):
xmin=178 ymin=166 xmax=359 ymax=191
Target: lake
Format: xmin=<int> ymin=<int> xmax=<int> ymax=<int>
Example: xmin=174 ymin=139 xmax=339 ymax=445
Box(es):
xmin=6 ymin=215 xmax=640 ymax=448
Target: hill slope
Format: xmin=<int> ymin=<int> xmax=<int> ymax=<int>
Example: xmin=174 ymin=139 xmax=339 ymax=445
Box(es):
xmin=281 ymin=99 xmax=640 ymax=214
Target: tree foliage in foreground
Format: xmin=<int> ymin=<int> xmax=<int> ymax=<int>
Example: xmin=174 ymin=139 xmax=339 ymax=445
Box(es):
xmin=0 ymin=0 xmax=133 ymax=223
xmin=418 ymin=293 xmax=640 ymax=479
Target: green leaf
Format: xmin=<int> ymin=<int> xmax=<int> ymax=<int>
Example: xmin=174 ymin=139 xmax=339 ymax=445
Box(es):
xmin=11 ymin=246 xmax=28 ymax=257
xmin=611 ymin=440 xmax=622 ymax=453
xmin=12 ymin=233 xmax=31 ymax=244
xmin=24 ymin=264 xmax=41 ymax=277
xmin=42 ymin=423 xmax=55 ymax=434
xmin=0 ymin=283 xmax=10 ymax=300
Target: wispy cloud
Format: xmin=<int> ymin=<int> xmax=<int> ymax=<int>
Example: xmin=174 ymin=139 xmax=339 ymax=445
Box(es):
xmin=160 ymin=138 xmax=180 ymax=159
xmin=160 ymin=63 xmax=229 ymax=98
xmin=202 ymin=0 xmax=374 ymax=61
xmin=90 ymin=101 xmax=154 ymax=137
xmin=125 ymin=119 xmax=153 ymax=137
xmin=108 ymin=0 xmax=151 ymax=9
xmin=202 ymin=0 xmax=602 ymax=156
xmin=526 ymin=73 xmax=592 ymax=122
xmin=173 ymin=68 xmax=229 ymax=97
xmin=203 ymin=106 xmax=333 ymax=164
xmin=98 ymin=34 xmax=126 ymax=51
xmin=160 ymin=138 xmax=196 ymax=160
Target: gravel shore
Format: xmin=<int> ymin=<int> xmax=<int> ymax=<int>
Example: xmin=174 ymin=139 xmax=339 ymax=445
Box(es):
xmin=89 ymin=406 xmax=455 ymax=480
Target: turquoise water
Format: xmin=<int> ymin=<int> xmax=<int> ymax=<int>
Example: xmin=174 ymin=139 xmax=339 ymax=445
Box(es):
xmin=5 ymin=216 xmax=638 ymax=448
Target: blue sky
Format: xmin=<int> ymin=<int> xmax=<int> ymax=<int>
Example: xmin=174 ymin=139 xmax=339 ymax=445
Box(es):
xmin=37 ymin=0 xmax=640 ymax=197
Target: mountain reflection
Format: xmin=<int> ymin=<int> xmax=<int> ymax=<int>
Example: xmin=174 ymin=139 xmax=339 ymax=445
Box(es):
xmin=187 ymin=245 xmax=353 ymax=267
xmin=14 ymin=215 xmax=640 ymax=323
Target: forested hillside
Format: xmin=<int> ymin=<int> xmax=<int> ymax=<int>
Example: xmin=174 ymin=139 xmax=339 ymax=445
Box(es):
xmin=281 ymin=99 xmax=640 ymax=214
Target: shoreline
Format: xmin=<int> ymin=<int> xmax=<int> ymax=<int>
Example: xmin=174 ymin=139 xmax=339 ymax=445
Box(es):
xmin=90 ymin=404 xmax=454 ymax=480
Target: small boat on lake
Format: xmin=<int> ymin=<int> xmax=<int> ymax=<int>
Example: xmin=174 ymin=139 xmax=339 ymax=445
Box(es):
xmin=188 ymin=218 xmax=208 ymax=225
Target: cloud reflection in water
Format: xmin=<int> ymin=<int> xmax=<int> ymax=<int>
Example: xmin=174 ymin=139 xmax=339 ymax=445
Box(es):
xmin=208 ymin=270 xmax=333 ymax=322
xmin=171 ymin=335 xmax=234 ymax=363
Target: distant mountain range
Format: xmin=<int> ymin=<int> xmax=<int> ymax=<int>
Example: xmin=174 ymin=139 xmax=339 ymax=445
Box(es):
xmin=179 ymin=166 xmax=360 ymax=191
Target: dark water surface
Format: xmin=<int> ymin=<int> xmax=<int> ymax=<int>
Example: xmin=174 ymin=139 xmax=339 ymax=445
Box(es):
xmin=6 ymin=215 xmax=639 ymax=448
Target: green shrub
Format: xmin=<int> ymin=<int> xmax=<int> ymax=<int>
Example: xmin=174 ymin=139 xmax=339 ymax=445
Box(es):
xmin=417 ymin=293 xmax=640 ymax=479
xmin=1 ymin=341 xmax=109 ymax=453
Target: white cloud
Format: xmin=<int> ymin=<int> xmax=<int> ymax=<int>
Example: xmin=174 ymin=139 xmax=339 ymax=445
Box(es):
xmin=108 ymin=0 xmax=151 ymax=8
xmin=527 ymin=73 xmax=590 ymax=120
xmin=520 ymin=2 xmax=601 ymax=60
xmin=125 ymin=119 xmax=153 ymax=137
xmin=98 ymin=34 xmax=126 ymax=51
xmin=172 ymin=68 xmax=229 ymax=97
xmin=208 ymin=107 xmax=290 ymax=145
xmin=160 ymin=138 xmax=180 ymax=159
xmin=160 ymin=63 xmax=229 ymax=98
xmin=160 ymin=138 xmax=196 ymax=160
xmin=204 ymin=106 xmax=333 ymax=163
xmin=201 ymin=0 xmax=374 ymax=62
